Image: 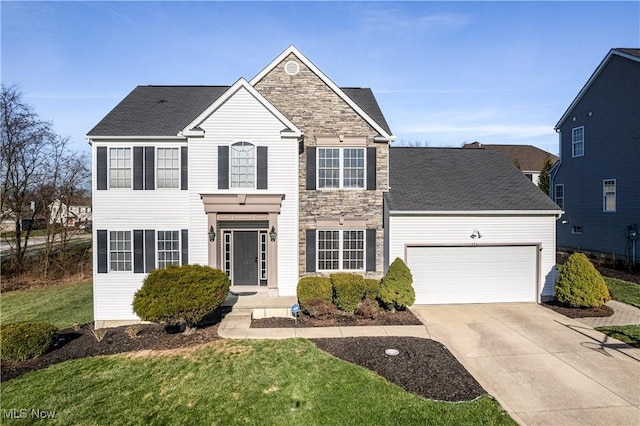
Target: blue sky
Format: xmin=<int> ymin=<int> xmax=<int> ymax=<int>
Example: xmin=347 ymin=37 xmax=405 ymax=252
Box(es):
xmin=2 ymin=1 xmax=639 ymax=156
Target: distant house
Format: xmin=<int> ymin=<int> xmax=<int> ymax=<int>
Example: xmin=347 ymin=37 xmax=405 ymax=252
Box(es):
xmin=463 ymin=142 xmax=558 ymax=186
xmin=551 ymin=48 xmax=640 ymax=264
xmin=49 ymin=199 xmax=92 ymax=227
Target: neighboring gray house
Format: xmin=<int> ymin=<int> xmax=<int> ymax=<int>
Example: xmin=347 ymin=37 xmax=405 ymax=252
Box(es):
xmin=552 ymin=48 xmax=640 ymax=264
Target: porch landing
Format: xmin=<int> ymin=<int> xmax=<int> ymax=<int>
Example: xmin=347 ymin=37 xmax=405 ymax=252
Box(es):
xmin=222 ymin=292 xmax=298 ymax=320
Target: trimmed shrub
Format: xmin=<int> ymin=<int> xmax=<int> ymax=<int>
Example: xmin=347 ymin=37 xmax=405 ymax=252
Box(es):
xmin=1 ymin=322 xmax=58 ymax=362
xmin=555 ymin=253 xmax=610 ymax=307
xmin=302 ymin=298 xmax=339 ymax=319
xmin=330 ymin=273 xmax=366 ymax=313
xmin=379 ymin=257 xmax=415 ymax=310
xmin=355 ymin=298 xmax=380 ymax=319
xmin=297 ymin=276 xmax=332 ymax=306
xmin=132 ymin=264 xmax=230 ymax=327
xmin=364 ymin=278 xmax=381 ymax=300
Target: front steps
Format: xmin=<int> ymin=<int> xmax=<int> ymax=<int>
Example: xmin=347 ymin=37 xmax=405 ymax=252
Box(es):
xmin=222 ymin=292 xmax=298 ymax=319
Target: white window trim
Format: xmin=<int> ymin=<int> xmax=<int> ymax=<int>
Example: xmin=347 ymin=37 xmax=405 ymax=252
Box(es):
xmin=316 ymin=229 xmax=366 ymax=272
xmin=108 ymin=147 xmax=132 ymax=189
xmin=157 ymin=230 xmax=181 ymax=269
xmin=108 ymin=230 xmax=132 ymax=272
xmin=230 ymin=141 xmax=257 ymax=189
xmin=571 ymin=126 xmax=584 ymax=158
xmin=603 ymin=179 xmax=616 ymax=212
xmin=554 ymin=184 xmax=564 ymax=210
xmin=156 ymin=147 xmax=181 ymax=190
xmin=317 ymin=147 xmax=366 ymax=190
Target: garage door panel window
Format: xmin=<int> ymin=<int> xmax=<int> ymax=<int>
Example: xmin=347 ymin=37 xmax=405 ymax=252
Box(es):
xmin=317 ymin=230 xmax=364 ymax=271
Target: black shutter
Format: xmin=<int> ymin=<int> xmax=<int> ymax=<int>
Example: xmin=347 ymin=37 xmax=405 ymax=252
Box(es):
xmin=366 ymin=229 xmax=376 ymax=272
xmin=367 ymin=147 xmax=376 ymax=190
xmin=181 ymin=229 xmax=189 ymax=265
xmin=218 ymin=146 xmax=229 ymax=189
xmin=133 ymin=230 xmax=144 ymax=273
xmin=97 ymin=230 xmax=107 ymax=273
xmin=306 ymin=147 xmax=316 ymax=190
xmin=306 ymin=229 xmax=316 ymax=272
xmin=145 ymin=230 xmax=155 ymax=272
xmin=181 ymin=146 xmax=188 ymax=190
xmin=133 ymin=147 xmax=143 ymax=190
xmin=144 ymin=146 xmax=155 ymax=190
xmin=97 ymin=147 xmax=107 ymax=190
xmin=257 ymin=146 xmax=268 ymax=189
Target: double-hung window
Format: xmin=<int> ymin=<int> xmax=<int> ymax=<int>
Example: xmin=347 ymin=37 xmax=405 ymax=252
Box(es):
xmin=603 ymin=179 xmax=616 ymax=212
xmin=572 ymin=126 xmax=584 ymax=157
xmin=318 ymin=148 xmax=365 ymax=189
xmin=231 ymin=142 xmax=255 ymax=188
xmin=317 ymin=230 xmax=365 ymax=271
xmin=109 ymin=231 xmax=132 ymax=271
xmin=109 ymin=148 xmax=132 ymax=188
xmin=157 ymin=231 xmax=180 ymax=268
xmin=157 ymin=148 xmax=180 ymax=188
xmin=554 ymin=184 xmax=564 ymax=210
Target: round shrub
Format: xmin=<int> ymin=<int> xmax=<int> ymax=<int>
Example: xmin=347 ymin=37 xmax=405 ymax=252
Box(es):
xmin=330 ymin=273 xmax=366 ymax=313
xmin=363 ymin=278 xmax=381 ymax=300
xmin=379 ymin=257 xmax=415 ymax=311
xmin=555 ymin=253 xmax=610 ymax=307
xmin=133 ymin=264 xmax=230 ymax=327
xmin=297 ymin=276 xmax=332 ymax=307
xmin=1 ymin=322 xmax=58 ymax=362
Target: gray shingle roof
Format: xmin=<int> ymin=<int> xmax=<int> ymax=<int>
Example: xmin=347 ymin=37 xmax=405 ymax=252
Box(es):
xmin=616 ymin=48 xmax=640 ymax=58
xmin=88 ymin=85 xmax=392 ymax=137
xmin=386 ymin=147 xmax=561 ymax=212
xmin=463 ymin=142 xmax=558 ymax=172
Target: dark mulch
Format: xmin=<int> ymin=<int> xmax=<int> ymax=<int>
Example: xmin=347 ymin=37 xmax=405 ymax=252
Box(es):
xmin=311 ymin=336 xmax=485 ymax=402
xmin=542 ymin=300 xmax=614 ymax=318
xmin=1 ymin=322 xmax=221 ymax=382
xmin=252 ymin=310 xmax=422 ymax=328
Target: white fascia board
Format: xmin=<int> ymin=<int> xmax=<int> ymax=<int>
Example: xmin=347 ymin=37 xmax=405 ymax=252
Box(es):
xmin=389 ymin=210 xmax=562 ymax=216
xmin=250 ymin=45 xmax=393 ymax=139
xmin=555 ymin=49 xmax=640 ymax=129
xmin=86 ymin=135 xmax=186 ymax=141
xmin=181 ymin=77 xmax=302 ymax=137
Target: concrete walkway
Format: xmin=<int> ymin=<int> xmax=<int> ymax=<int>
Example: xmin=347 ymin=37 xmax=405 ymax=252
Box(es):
xmin=218 ymin=301 xmax=639 ymax=426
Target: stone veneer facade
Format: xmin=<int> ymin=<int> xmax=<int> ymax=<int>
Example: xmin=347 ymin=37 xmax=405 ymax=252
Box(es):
xmin=254 ymin=53 xmax=388 ymax=278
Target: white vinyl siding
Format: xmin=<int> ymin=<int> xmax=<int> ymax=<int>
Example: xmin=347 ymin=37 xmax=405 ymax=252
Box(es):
xmin=109 ymin=231 xmax=132 ymax=271
xmin=109 ymin=148 xmax=132 ymax=188
xmin=317 ymin=230 xmax=365 ymax=271
xmin=156 ymin=148 xmax=179 ymax=189
xmin=572 ymin=126 xmax=584 ymax=157
xmin=318 ymin=147 xmax=365 ymax=189
xmin=603 ymin=179 xmax=616 ymax=212
xmin=157 ymin=230 xmax=180 ymax=268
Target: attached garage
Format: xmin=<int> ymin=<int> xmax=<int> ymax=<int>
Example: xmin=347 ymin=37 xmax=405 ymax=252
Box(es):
xmin=385 ymin=148 xmax=562 ymax=304
xmin=406 ymin=245 xmax=538 ymax=304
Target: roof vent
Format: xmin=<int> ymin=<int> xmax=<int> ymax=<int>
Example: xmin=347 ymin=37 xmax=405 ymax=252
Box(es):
xmin=284 ymin=60 xmax=300 ymax=75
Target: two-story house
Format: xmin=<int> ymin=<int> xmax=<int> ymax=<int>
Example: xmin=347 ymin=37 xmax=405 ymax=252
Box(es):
xmin=552 ymin=48 xmax=640 ymax=265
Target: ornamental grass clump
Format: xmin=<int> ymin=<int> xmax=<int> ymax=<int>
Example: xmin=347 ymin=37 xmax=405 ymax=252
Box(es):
xmin=555 ymin=253 xmax=610 ymax=308
xmin=1 ymin=322 xmax=58 ymax=362
xmin=379 ymin=257 xmax=415 ymax=311
xmin=330 ymin=273 xmax=366 ymax=313
xmin=133 ymin=264 xmax=230 ymax=330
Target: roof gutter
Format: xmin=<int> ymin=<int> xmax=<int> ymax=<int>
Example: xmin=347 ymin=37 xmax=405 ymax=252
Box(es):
xmin=374 ymin=135 xmax=396 ymax=143
xmin=389 ymin=210 xmax=563 ymax=216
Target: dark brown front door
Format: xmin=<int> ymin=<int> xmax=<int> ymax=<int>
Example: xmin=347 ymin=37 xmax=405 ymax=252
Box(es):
xmin=233 ymin=231 xmax=258 ymax=285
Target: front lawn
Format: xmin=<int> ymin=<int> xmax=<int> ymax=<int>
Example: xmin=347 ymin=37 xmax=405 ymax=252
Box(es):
xmin=0 ymin=280 xmax=92 ymax=329
xmin=1 ymin=339 xmax=514 ymax=425
xmin=604 ymin=277 xmax=640 ymax=308
xmin=596 ymin=325 xmax=640 ymax=348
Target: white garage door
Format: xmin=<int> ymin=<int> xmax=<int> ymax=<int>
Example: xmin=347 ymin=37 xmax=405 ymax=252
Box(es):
xmin=406 ymin=245 xmax=538 ymax=304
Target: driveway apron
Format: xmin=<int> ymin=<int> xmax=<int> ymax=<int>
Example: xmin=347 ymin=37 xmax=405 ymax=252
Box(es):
xmin=410 ymin=303 xmax=640 ymax=426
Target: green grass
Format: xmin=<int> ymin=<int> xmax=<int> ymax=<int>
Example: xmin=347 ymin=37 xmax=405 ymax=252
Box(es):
xmin=1 ymin=281 xmax=92 ymax=329
xmin=604 ymin=277 xmax=640 ymax=308
xmin=1 ymin=339 xmax=515 ymax=425
xmin=596 ymin=325 xmax=640 ymax=348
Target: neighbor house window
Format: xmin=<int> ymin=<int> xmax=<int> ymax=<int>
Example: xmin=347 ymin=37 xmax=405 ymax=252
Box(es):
xmin=603 ymin=179 xmax=616 ymax=212
xmin=230 ymin=142 xmax=255 ymax=188
xmin=572 ymin=126 xmax=584 ymax=157
xmin=555 ymin=184 xmax=564 ymax=210
xmin=317 ymin=230 xmax=365 ymax=271
xmin=109 ymin=148 xmax=132 ymax=188
xmin=156 ymin=148 xmax=180 ymax=188
xmin=318 ymin=148 xmax=365 ymax=189
xmin=109 ymin=231 xmax=132 ymax=271
xmin=571 ymin=226 xmax=583 ymax=235
xmin=157 ymin=230 xmax=180 ymax=268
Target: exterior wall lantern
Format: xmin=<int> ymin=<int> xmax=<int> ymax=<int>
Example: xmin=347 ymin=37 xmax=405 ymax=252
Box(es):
xmin=269 ymin=226 xmax=277 ymax=242
xmin=208 ymin=226 xmax=216 ymax=242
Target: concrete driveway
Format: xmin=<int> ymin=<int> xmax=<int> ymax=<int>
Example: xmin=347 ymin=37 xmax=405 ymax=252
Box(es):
xmin=410 ymin=303 xmax=640 ymax=426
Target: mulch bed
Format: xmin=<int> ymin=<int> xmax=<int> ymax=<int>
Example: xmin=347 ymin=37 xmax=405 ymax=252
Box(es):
xmin=541 ymin=300 xmax=614 ymax=318
xmin=311 ymin=336 xmax=485 ymax=402
xmin=251 ymin=310 xmax=423 ymax=328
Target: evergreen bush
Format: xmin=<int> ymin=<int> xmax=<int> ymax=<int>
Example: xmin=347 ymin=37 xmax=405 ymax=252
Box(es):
xmin=297 ymin=276 xmax=332 ymax=306
xmin=330 ymin=273 xmax=366 ymax=313
xmin=132 ymin=264 xmax=230 ymax=327
xmin=1 ymin=322 xmax=58 ymax=362
xmin=555 ymin=253 xmax=610 ymax=307
xmin=363 ymin=278 xmax=381 ymax=300
xmin=379 ymin=257 xmax=415 ymax=310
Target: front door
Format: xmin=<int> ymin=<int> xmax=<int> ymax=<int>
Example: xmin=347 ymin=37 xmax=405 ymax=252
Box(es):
xmin=233 ymin=231 xmax=258 ymax=285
